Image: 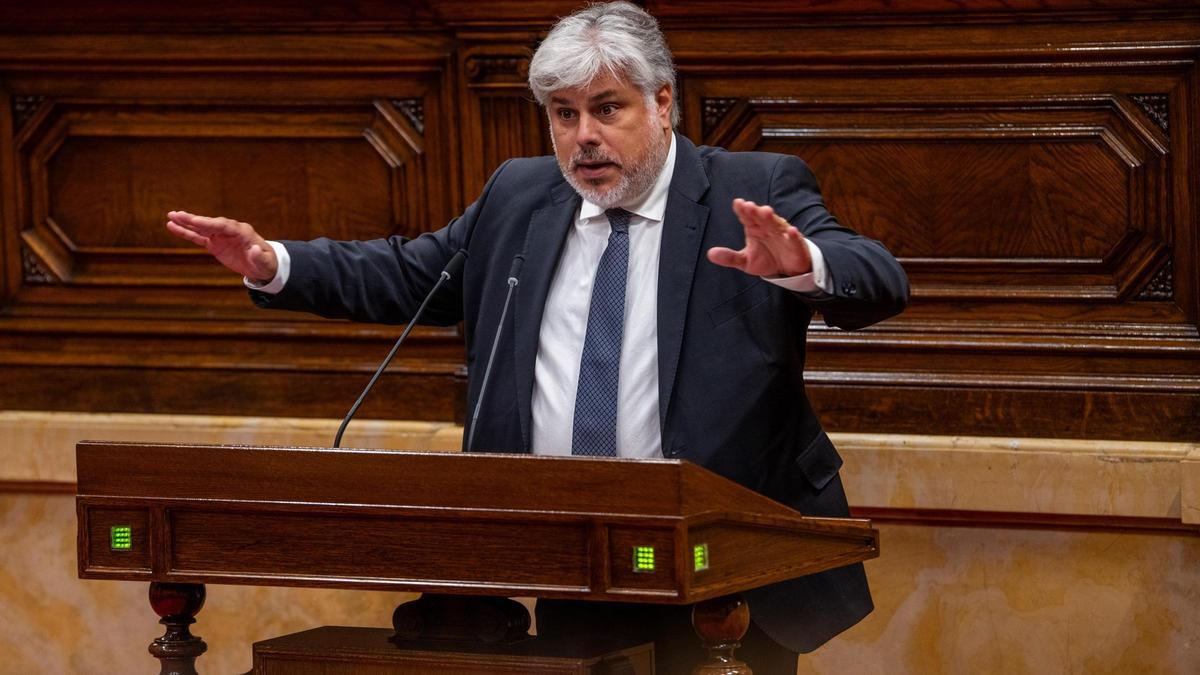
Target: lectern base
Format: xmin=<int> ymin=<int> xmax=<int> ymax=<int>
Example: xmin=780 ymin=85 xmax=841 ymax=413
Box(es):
xmin=252 ymin=626 xmax=653 ymax=674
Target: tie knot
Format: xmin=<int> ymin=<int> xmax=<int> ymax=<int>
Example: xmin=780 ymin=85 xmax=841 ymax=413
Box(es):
xmin=605 ymin=208 xmax=632 ymax=233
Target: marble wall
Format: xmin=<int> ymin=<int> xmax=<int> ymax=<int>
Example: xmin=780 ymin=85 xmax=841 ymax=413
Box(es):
xmin=2 ymin=412 xmax=1197 ymax=673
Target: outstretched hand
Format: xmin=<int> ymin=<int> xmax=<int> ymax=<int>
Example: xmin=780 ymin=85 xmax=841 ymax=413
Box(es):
xmin=707 ymin=199 xmax=812 ymax=278
xmin=165 ymin=211 xmax=278 ymax=283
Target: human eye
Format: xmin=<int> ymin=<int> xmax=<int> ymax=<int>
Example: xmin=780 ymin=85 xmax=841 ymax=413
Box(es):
xmin=598 ymin=103 xmax=619 ymax=117
xmin=555 ymin=107 xmax=576 ymax=121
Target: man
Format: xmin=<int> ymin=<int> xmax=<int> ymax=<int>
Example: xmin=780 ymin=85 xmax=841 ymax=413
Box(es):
xmin=166 ymin=2 xmax=908 ymax=672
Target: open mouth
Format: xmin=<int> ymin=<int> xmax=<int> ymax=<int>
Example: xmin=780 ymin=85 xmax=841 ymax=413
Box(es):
xmin=574 ymin=160 xmax=618 ymax=179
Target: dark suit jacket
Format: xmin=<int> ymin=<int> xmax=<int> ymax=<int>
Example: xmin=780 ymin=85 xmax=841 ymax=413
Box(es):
xmin=253 ymin=133 xmax=909 ymax=653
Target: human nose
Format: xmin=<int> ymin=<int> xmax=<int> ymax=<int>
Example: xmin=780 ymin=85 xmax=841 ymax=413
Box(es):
xmin=576 ymin=113 xmax=602 ymax=146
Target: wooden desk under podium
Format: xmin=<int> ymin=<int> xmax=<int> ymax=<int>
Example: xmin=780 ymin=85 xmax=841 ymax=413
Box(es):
xmin=76 ymin=442 xmax=879 ymax=674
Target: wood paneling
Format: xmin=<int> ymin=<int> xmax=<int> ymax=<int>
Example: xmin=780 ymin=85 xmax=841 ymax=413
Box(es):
xmin=169 ymin=509 xmax=592 ymax=587
xmin=252 ymin=627 xmax=655 ymax=675
xmin=705 ymin=97 xmax=1171 ymax=300
xmin=0 ymin=2 xmax=1197 ymax=441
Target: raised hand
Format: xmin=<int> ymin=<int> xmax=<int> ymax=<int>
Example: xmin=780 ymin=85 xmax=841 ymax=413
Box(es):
xmin=165 ymin=211 xmax=278 ymax=283
xmin=707 ymin=198 xmax=812 ymax=278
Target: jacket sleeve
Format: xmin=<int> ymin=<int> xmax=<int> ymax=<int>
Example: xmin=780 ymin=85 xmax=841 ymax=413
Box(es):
xmin=769 ymin=154 xmax=909 ymax=330
xmin=248 ymin=160 xmax=512 ymax=326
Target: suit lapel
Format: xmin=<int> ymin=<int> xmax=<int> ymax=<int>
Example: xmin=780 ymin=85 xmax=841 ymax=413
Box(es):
xmin=657 ymin=135 xmax=711 ymax=434
xmin=513 ymin=180 xmax=579 ymax=452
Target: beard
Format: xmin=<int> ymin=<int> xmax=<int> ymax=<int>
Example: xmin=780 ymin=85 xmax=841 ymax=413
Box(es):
xmin=554 ymin=111 xmax=669 ymax=210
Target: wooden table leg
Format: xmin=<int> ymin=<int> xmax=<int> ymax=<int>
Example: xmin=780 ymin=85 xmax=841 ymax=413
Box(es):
xmin=692 ymin=594 xmax=752 ymax=675
xmin=148 ymin=582 xmax=208 ymax=675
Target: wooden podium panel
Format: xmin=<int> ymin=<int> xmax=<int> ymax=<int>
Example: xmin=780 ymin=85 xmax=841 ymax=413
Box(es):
xmin=252 ymin=627 xmax=652 ymax=675
xmin=77 ymin=442 xmax=879 ymax=605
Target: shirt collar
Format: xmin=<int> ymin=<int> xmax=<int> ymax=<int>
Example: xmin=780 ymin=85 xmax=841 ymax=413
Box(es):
xmin=579 ymin=131 xmax=677 ymax=223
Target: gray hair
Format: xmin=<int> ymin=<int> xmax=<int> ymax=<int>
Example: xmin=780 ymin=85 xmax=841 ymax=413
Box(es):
xmin=528 ymin=1 xmax=679 ymax=126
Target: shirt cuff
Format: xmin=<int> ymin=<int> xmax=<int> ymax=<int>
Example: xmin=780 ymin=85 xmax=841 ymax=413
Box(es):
xmin=243 ymin=241 xmax=290 ymax=295
xmin=763 ymin=237 xmax=830 ymax=295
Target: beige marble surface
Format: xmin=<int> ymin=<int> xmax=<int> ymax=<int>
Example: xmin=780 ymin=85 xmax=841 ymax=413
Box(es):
xmin=807 ymin=523 xmax=1200 ymax=674
xmin=5 ymin=411 xmax=1197 ymax=521
xmin=1181 ymin=448 xmax=1200 ymax=525
xmin=834 ymin=432 xmax=1196 ymax=520
xmin=0 ymin=410 xmax=462 ymax=484
xmin=3 ymin=411 xmax=1199 ymax=672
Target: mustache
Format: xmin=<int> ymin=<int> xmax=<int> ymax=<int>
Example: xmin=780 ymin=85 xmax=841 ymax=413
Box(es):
xmin=570 ymin=147 xmax=620 ymax=169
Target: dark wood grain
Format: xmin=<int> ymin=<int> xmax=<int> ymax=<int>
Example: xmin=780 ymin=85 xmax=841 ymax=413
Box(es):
xmin=0 ymin=4 xmax=1198 ymax=440
xmin=170 ymin=510 xmax=592 ymax=589
xmin=147 ymin=582 xmax=207 ymax=675
xmin=691 ymin=595 xmax=751 ymax=675
xmin=83 ymin=506 xmax=152 ymax=573
xmin=76 ymin=442 xmax=880 ymax=604
xmin=687 ymin=522 xmax=878 ymax=601
xmin=252 ymin=626 xmax=653 ymax=675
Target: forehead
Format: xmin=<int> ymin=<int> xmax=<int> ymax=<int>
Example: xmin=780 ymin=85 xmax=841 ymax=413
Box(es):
xmin=549 ymin=71 xmax=640 ymax=105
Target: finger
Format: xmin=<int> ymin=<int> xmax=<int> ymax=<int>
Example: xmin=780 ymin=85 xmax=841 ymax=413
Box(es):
xmin=733 ymin=199 xmax=766 ymax=233
xmin=733 ymin=199 xmax=794 ymax=240
xmin=167 ymin=211 xmax=204 ymax=229
xmin=745 ymin=208 xmax=779 ymax=238
xmin=771 ymin=211 xmax=793 ymax=233
xmin=750 ymin=203 xmax=786 ymax=232
xmin=165 ymin=219 xmax=208 ymax=239
xmin=733 ymin=200 xmax=776 ymax=234
xmin=756 ymin=210 xmax=796 ymax=242
xmin=706 ymin=246 xmax=748 ymax=271
xmin=783 ymin=224 xmax=806 ymax=242
xmin=165 ymin=221 xmax=210 ymax=247
xmin=732 ymin=198 xmax=758 ymax=223
xmin=191 ymin=215 xmax=244 ymax=237
xmin=171 ymin=212 xmax=244 ymax=238
xmin=166 ymin=211 xmax=202 ymax=232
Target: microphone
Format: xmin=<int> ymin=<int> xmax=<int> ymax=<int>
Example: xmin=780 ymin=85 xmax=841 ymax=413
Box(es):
xmin=333 ymin=249 xmax=468 ymax=448
xmin=465 ymin=254 xmax=524 ymax=452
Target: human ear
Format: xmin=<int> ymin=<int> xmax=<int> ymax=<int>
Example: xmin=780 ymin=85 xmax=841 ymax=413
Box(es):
xmin=656 ymin=84 xmax=672 ymax=128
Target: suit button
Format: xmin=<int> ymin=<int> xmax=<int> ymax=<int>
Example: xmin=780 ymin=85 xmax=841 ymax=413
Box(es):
xmin=841 ymin=281 xmax=857 ymax=296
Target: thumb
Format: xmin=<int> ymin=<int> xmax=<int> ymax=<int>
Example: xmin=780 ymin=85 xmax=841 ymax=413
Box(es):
xmin=247 ymin=244 xmax=277 ymax=281
xmin=707 ymin=246 xmax=747 ymax=271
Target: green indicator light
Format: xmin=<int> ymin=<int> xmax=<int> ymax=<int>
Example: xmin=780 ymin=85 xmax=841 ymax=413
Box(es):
xmin=110 ymin=525 xmax=132 ymax=551
xmin=693 ymin=543 xmax=709 ymax=572
xmin=633 ymin=545 xmax=656 ymax=573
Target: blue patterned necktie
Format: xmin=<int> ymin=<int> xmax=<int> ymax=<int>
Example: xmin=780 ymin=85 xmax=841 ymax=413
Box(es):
xmin=571 ymin=208 xmax=632 ymax=457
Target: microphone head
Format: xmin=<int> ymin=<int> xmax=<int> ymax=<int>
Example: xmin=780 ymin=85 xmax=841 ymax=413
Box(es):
xmin=507 ymin=254 xmax=525 ymax=285
xmin=442 ymin=249 xmax=468 ymax=280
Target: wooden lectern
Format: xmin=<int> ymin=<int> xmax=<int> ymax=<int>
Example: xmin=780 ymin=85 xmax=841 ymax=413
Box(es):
xmin=77 ymin=442 xmax=878 ymax=674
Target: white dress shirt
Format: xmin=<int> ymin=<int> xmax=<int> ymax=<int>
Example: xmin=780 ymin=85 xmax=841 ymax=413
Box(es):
xmin=529 ymin=134 xmax=829 ymax=458
xmin=248 ymin=134 xmax=830 ymax=458
xmin=529 ymin=138 xmax=677 ymax=458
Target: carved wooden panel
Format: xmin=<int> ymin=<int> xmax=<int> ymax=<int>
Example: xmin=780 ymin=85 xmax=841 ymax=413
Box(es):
xmin=0 ymin=4 xmax=1197 ymax=441
xmin=456 ymin=42 xmax=550 ymax=202
xmin=17 ymin=99 xmax=428 ymax=287
xmin=704 ymin=97 xmax=1170 ymax=302
xmin=670 ymin=14 xmax=1200 ymax=441
xmin=0 ymin=33 xmax=465 ymax=421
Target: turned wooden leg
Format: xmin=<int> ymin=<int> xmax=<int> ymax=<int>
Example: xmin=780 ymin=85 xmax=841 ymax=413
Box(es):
xmin=148 ymin=582 xmax=207 ymax=675
xmin=691 ymin=594 xmax=752 ymax=675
